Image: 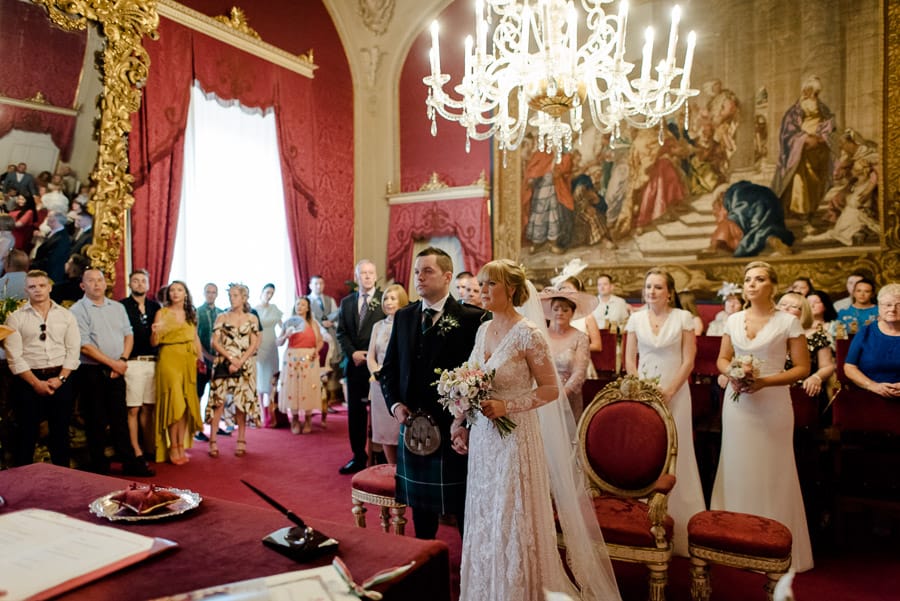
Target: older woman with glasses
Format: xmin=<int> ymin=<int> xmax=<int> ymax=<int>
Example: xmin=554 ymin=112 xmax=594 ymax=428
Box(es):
xmin=844 ymin=283 xmax=900 ymax=398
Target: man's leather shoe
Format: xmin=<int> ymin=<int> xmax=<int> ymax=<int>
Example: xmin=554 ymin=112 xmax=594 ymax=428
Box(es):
xmin=338 ymin=458 xmax=366 ymax=475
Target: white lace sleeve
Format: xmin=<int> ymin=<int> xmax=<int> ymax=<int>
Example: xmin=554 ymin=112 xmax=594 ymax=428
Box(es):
xmin=505 ymin=325 xmax=560 ymax=413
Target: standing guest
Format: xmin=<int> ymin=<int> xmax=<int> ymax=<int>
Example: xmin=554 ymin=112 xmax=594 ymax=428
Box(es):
xmin=307 ymin=274 xmax=341 ymax=408
xmin=806 ymin=290 xmax=837 ymax=335
xmin=9 ymin=193 xmax=37 ymax=252
xmin=556 ymin=276 xmax=603 ymax=352
xmin=70 ymin=213 xmax=93 ymax=258
xmin=625 ymin=268 xmax=705 ymax=556
xmin=277 ymin=297 xmax=323 ymax=434
xmin=833 ymin=271 xmax=867 ymax=313
xmin=50 ymin=254 xmax=90 ymax=306
xmin=712 ymin=260 xmax=813 ymax=571
xmin=366 ymin=284 xmax=409 ymax=463
xmin=2 ymin=163 xmax=37 ymax=196
xmin=836 ymin=277 xmax=878 ymax=334
xmin=0 ymin=215 xmax=15 ymax=274
xmin=254 ymin=283 xmax=282 ymax=414
xmin=31 ymin=211 xmax=70 ymax=285
xmin=706 ymin=283 xmax=743 ymax=336
xmin=789 ymin=277 xmax=814 ymax=297
xmin=843 ymin=283 xmax=900 ymax=397
xmin=0 ymin=250 xmax=29 ymax=299
xmin=540 ymin=287 xmax=595 ymax=422
xmin=336 ymin=259 xmax=385 ymax=474
xmin=591 ymin=273 xmax=631 ymax=330
xmin=195 ymin=283 xmax=225 ymax=439
xmin=207 ymin=284 xmax=260 ymax=457
xmin=5 ymin=270 xmax=80 ymax=467
xmin=151 ymin=281 xmax=202 ymax=465
xmin=120 ymin=269 xmax=161 ymax=466
xmin=70 ymin=269 xmax=152 ymax=476
xmin=777 ymin=292 xmax=835 ymax=406
xmin=678 ymin=290 xmax=706 ymax=335
xmin=380 ymin=248 xmax=483 ymax=538
xmin=454 ymin=271 xmax=476 ymax=304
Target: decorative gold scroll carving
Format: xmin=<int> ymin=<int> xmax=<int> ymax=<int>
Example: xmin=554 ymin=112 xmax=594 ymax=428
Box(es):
xmin=419 ymin=172 xmax=449 ymax=191
xmin=214 ymin=6 xmax=260 ymax=39
xmin=31 ymin=0 xmax=160 ymax=291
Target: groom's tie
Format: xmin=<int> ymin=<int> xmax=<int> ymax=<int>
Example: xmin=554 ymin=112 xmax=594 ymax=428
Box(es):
xmin=422 ymin=308 xmax=437 ymax=334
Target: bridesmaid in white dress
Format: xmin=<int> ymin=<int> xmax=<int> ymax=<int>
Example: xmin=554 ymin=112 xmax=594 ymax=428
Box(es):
xmin=458 ymin=260 xmax=620 ymax=601
xmin=625 ymin=268 xmax=706 ymax=556
xmin=712 ymin=260 xmax=814 ymax=572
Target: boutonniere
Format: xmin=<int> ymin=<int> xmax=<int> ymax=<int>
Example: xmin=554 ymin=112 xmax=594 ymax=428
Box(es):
xmin=434 ymin=314 xmax=460 ymax=336
xmin=367 ymin=296 xmax=381 ymax=311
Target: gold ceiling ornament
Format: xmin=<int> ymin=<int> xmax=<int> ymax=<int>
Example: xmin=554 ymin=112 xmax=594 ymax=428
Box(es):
xmin=419 ymin=172 xmax=449 ymax=191
xmin=31 ymin=0 xmax=159 ymax=291
xmin=214 ymin=6 xmax=260 ymax=40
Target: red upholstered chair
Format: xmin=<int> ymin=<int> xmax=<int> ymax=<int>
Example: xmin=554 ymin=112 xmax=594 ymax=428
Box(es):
xmin=577 ymin=376 xmax=677 ymax=601
xmin=687 ymin=510 xmax=792 ymax=601
xmin=350 ymin=464 xmax=407 ymax=535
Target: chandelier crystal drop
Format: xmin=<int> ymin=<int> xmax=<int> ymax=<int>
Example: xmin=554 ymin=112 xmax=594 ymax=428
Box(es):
xmin=423 ymin=0 xmax=699 ymax=162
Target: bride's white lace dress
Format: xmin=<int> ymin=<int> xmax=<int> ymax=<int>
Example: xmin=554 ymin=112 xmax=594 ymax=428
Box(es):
xmin=459 ymin=319 xmax=579 ymax=600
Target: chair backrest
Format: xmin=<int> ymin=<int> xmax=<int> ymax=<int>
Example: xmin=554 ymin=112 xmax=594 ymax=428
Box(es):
xmin=833 ymin=385 xmax=900 ymax=434
xmin=318 ymin=340 xmax=329 ymax=367
xmin=834 ymin=337 xmax=852 ymax=383
xmin=590 ymin=331 xmax=619 ymax=373
xmin=694 ymin=336 xmax=722 ymax=378
xmin=578 ymin=376 xmax=677 ymax=498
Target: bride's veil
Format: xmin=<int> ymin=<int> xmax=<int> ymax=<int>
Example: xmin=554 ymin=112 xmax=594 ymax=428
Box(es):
xmin=517 ymin=280 xmax=622 ymax=601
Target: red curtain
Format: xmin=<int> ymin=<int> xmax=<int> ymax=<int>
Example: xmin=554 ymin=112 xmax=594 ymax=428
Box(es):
xmin=129 ymin=18 xmax=351 ymax=296
xmin=386 ymin=196 xmax=491 ymax=284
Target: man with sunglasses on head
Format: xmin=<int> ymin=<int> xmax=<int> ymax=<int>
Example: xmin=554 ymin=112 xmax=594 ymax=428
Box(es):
xmin=4 ymin=269 xmax=80 ymax=467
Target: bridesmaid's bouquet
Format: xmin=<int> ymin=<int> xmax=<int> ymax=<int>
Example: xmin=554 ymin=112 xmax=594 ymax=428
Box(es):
xmin=727 ymin=354 xmax=762 ymax=402
xmin=434 ymin=363 xmax=517 ymax=437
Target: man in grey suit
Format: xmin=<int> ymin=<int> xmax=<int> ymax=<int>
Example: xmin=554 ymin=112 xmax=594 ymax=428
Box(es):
xmin=336 ymin=260 xmax=385 ymax=474
xmin=308 ymin=274 xmax=342 ymax=402
xmin=2 ymin=163 xmax=37 ymax=196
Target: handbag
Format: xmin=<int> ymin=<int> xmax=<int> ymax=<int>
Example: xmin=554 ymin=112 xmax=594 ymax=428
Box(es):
xmin=212 ymin=360 xmax=240 ymax=380
xmin=403 ymin=411 xmax=441 ymax=456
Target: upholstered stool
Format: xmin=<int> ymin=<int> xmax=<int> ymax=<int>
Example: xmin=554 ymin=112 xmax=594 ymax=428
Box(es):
xmin=687 ymin=510 xmax=792 ymax=601
xmin=350 ymin=464 xmax=407 ymax=535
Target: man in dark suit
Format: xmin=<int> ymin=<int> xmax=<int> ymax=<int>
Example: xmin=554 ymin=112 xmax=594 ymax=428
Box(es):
xmin=70 ymin=213 xmax=93 ymax=257
xmin=31 ymin=211 xmax=71 ymax=285
xmin=381 ymin=248 xmax=483 ymax=540
xmin=336 ymin=259 xmax=385 ymax=474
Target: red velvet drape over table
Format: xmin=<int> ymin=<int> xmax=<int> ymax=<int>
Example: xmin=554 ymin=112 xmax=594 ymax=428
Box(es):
xmin=0 ymin=0 xmax=87 ymax=161
xmin=385 ymin=197 xmax=491 ymax=284
xmin=129 ymin=18 xmax=350 ymax=294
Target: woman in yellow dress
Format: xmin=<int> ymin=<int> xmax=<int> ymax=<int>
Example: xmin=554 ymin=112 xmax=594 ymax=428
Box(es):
xmin=151 ymin=281 xmax=203 ymax=465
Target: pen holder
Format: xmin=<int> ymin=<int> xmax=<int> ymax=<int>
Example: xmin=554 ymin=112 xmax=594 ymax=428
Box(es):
xmin=262 ymin=525 xmax=339 ymax=562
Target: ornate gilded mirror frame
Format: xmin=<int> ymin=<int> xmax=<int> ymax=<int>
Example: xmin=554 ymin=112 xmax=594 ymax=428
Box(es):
xmin=493 ymin=3 xmax=899 ymax=296
xmin=32 ymin=0 xmax=159 ymax=289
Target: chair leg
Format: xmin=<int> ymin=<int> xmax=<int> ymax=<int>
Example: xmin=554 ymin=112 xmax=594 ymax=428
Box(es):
xmin=351 ymin=498 xmax=367 ymax=528
xmin=646 ymin=561 xmax=668 ymax=601
xmin=764 ymin=571 xmax=784 ymax=601
xmin=379 ymin=506 xmax=391 ymax=533
xmin=689 ymin=557 xmax=711 ymax=601
xmin=390 ymin=506 xmax=407 ymax=536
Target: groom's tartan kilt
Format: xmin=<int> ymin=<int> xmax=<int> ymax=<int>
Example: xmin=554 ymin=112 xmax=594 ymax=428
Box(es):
xmin=396 ymin=424 xmax=468 ymax=514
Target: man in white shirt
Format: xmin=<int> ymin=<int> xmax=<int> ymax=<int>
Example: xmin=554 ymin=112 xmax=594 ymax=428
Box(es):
xmin=592 ymin=273 xmax=631 ymax=329
xmin=5 ymin=270 xmax=81 ymax=467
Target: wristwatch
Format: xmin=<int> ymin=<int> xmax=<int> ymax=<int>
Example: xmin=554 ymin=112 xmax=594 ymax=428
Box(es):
xmin=58 ymin=375 xmax=68 ymax=383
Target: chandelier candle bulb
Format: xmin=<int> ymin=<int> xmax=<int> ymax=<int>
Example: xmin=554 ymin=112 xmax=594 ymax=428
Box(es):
xmin=430 ymin=21 xmax=440 ymax=75
xmin=680 ymin=30 xmax=696 ymax=91
xmin=567 ymin=3 xmax=577 ymax=70
xmin=520 ymin=5 xmax=531 ymax=54
xmin=641 ymin=27 xmax=654 ymax=81
xmin=476 ymin=0 xmax=487 ymax=58
xmin=464 ymin=35 xmax=473 ymax=77
xmin=665 ymin=5 xmax=680 ymax=68
xmin=615 ymin=1 xmax=629 ymax=60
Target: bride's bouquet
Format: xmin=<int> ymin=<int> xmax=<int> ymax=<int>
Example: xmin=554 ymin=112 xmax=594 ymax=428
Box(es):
xmin=726 ymin=354 xmax=762 ymax=402
xmin=434 ymin=362 xmax=517 ymax=437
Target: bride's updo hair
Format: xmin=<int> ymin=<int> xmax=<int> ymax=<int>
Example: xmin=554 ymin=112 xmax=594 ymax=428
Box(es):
xmin=478 ymin=259 xmax=530 ymax=307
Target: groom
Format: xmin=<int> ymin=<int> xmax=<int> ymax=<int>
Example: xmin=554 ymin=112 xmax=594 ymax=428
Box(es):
xmin=381 ymin=248 xmax=484 ymax=539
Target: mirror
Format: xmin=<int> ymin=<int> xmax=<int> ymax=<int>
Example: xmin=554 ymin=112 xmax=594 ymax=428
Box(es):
xmin=0 ymin=0 xmax=158 ymax=289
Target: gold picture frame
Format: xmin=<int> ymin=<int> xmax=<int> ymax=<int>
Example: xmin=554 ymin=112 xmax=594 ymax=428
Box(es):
xmin=31 ymin=0 xmax=159 ymax=289
xmin=494 ymin=2 xmax=898 ymax=297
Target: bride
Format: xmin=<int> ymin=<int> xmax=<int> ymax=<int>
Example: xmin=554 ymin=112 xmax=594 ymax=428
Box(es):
xmin=456 ymin=259 xmax=621 ymax=601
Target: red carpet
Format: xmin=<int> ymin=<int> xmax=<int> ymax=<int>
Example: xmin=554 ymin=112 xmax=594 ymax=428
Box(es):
xmin=136 ymin=407 xmax=899 ymax=601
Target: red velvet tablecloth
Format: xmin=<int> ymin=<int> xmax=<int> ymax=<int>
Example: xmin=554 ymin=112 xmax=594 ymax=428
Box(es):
xmin=0 ymin=463 xmax=450 ymax=601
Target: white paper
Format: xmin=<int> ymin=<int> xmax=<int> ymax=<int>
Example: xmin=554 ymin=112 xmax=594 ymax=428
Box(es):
xmin=151 ymin=566 xmax=359 ymax=601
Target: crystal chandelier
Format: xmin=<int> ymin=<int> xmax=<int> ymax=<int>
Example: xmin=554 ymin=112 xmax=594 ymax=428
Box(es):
xmin=423 ymin=0 xmax=699 ymax=161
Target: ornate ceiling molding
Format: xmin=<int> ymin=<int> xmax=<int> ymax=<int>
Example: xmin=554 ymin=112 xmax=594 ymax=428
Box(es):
xmin=0 ymin=94 xmax=79 ymax=116
xmin=358 ymin=0 xmax=394 ymax=36
xmin=156 ymin=0 xmax=317 ymax=78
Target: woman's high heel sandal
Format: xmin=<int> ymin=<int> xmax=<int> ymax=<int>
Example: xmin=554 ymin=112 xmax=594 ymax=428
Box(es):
xmin=208 ymin=439 xmax=219 ymax=458
xmin=170 ymin=445 xmax=188 ymax=465
xmin=235 ymin=439 xmax=246 ymax=457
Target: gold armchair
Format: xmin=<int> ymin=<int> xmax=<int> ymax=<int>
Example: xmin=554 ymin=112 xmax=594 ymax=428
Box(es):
xmin=577 ymin=376 xmax=678 ymax=601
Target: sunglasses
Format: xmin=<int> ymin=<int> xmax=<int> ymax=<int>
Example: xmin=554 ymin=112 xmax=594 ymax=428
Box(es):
xmin=39 ymin=323 xmax=47 ymax=341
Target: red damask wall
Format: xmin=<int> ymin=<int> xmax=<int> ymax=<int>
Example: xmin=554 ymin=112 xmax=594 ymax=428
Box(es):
xmin=398 ymin=0 xmax=491 ymax=192
xmin=147 ymin=0 xmax=354 ymax=298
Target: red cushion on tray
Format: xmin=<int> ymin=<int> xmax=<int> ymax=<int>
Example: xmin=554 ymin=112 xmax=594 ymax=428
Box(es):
xmin=687 ymin=510 xmax=792 ymax=558
xmin=592 ymin=496 xmax=674 ymax=548
xmin=351 ymin=464 xmax=398 ymax=497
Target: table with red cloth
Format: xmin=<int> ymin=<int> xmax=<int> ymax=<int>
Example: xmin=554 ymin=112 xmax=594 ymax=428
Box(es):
xmin=0 ymin=463 xmax=450 ymax=601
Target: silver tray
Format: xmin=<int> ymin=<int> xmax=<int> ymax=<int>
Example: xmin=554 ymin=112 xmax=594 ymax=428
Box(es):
xmin=89 ymin=487 xmax=202 ymax=522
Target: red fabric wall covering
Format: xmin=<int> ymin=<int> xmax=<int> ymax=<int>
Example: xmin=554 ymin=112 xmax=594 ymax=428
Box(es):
xmin=128 ymin=6 xmax=353 ymax=299
xmin=398 ymin=0 xmax=491 ymax=193
xmin=0 ymin=107 xmax=77 ymax=161
xmin=386 ymin=196 xmax=490 ymax=284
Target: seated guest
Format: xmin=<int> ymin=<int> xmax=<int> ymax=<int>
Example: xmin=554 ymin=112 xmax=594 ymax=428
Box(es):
xmin=777 ymin=292 xmax=835 ymax=401
xmin=806 ymin=290 xmax=838 ymax=340
xmin=706 ymin=282 xmax=742 ymax=336
xmin=678 ymin=290 xmax=705 ymax=335
xmin=0 ymin=250 xmax=29 ymax=300
xmin=843 ymin=283 xmax=900 ymax=397
xmin=836 ymin=277 xmax=878 ymax=334
xmin=540 ymin=287 xmax=596 ymax=422
xmin=833 ymin=271 xmax=868 ymax=313
xmin=50 ymin=253 xmax=90 ymax=306
xmin=789 ymin=277 xmax=814 ymax=297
